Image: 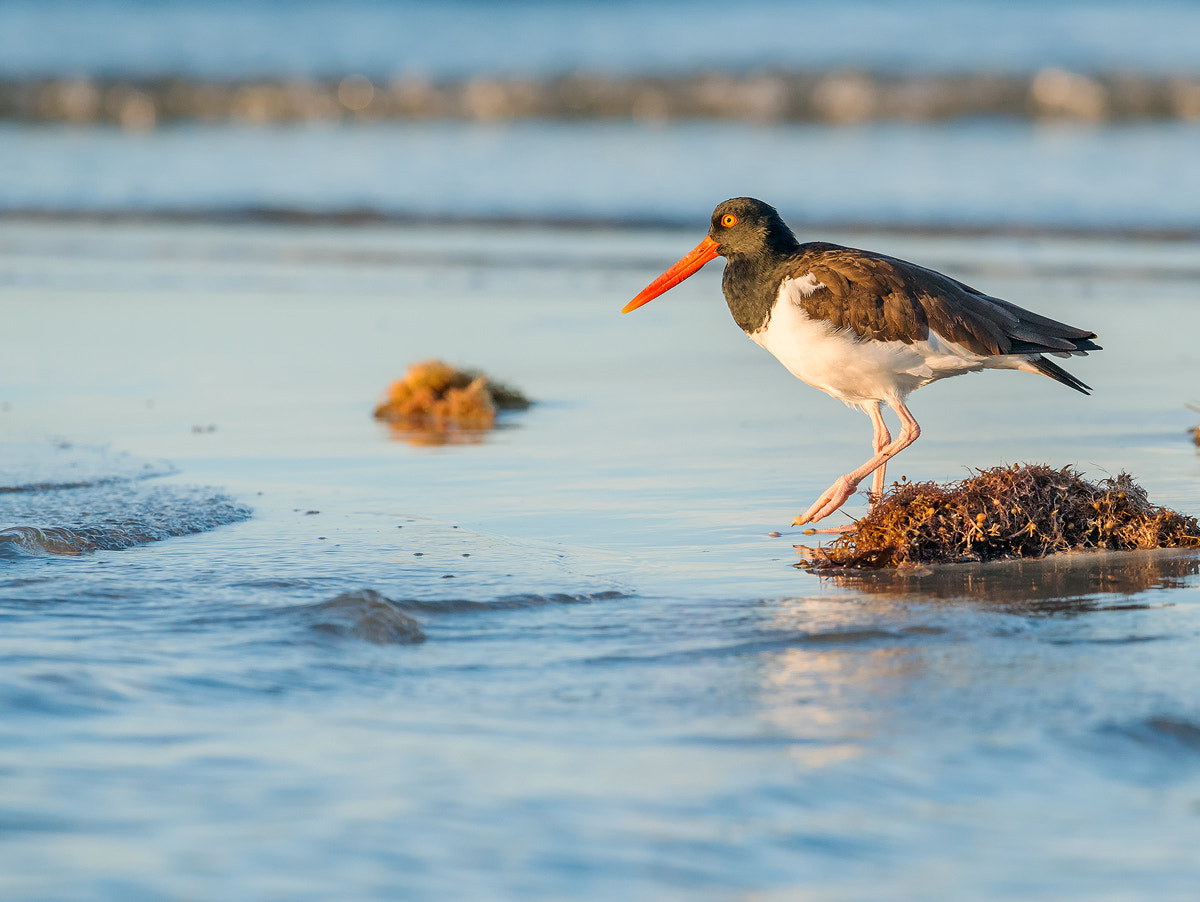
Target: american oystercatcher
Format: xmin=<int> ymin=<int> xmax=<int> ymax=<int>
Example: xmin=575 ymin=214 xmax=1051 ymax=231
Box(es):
xmin=623 ymin=198 xmax=1100 ymax=530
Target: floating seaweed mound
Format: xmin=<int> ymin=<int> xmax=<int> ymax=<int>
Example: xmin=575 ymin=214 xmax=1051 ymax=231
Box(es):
xmin=804 ymin=464 xmax=1200 ymax=571
xmin=373 ymin=359 xmax=530 ymax=441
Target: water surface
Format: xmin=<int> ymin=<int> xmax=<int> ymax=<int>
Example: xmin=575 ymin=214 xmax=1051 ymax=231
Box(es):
xmin=3 ymin=220 xmax=1200 ymax=899
xmin=4 ymin=120 xmax=1200 ymax=231
xmin=4 ymin=0 xmax=1199 ymax=79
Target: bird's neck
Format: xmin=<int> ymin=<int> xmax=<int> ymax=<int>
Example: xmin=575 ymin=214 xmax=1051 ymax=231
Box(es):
xmin=721 ymin=250 xmax=792 ymax=334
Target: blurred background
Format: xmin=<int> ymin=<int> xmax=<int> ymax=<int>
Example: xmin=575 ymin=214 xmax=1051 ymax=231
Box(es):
xmin=2 ymin=0 xmax=1199 ymax=231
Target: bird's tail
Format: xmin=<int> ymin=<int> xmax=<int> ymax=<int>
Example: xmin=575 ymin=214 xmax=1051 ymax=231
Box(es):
xmin=1026 ymin=355 xmax=1092 ymax=395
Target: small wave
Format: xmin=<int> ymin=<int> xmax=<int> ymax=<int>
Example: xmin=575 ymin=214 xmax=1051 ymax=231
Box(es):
xmin=0 ymin=484 xmax=251 ymax=556
xmin=295 ymin=590 xmax=425 ymax=645
xmin=389 ymin=590 xmax=628 ymax=615
xmin=1100 ymin=717 xmax=1200 ymax=757
xmin=1140 ymin=717 xmax=1200 ymax=752
xmin=270 ymin=589 xmax=630 ymax=645
xmin=586 ymin=625 xmax=914 ymax=667
xmin=0 ymin=526 xmax=99 ymax=556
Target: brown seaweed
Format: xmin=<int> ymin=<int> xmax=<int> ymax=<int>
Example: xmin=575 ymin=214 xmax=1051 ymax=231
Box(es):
xmin=801 ymin=464 xmax=1200 ymax=572
xmin=373 ymin=359 xmax=530 ymax=444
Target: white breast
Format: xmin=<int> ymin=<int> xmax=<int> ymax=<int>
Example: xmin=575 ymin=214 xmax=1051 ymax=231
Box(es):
xmin=748 ymin=277 xmax=1009 ymax=408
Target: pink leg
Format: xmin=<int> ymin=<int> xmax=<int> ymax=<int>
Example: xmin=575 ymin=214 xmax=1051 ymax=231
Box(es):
xmin=793 ymin=399 xmax=920 ymax=527
xmin=802 ymin=402 xmax=893 ymax=534
xmin=868 ymin=401 xmax=892 ymax=499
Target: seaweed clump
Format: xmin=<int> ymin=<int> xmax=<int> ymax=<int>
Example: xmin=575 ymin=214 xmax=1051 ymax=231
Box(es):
xmin=373 ymin=359 xmax=530 ymax=444
xmin=803 ymin=464 xmax=1200 ymax=571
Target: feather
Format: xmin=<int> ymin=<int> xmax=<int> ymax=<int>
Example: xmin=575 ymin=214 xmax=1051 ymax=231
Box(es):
xmin=782 ymin=243 xmax=1100 ymax=359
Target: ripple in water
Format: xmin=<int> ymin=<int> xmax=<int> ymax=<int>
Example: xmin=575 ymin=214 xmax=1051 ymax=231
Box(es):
xmin=300 ymin=589 xmax=426 ymax=645
xmin=0 ymin=442 xmax=250 ymax=556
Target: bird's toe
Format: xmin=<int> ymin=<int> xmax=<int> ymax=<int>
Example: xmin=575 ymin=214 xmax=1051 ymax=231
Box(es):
xmin=793 ymin=475 xmax=859 ymax=526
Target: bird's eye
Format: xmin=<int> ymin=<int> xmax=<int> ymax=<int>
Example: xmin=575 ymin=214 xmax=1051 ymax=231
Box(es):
xmin=721 ymin=214 xmax=738 ymax=228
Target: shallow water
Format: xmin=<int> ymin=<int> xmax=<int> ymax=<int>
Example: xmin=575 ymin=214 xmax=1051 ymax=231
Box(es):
xmin=4 ymin=119 xmax=1200 ymax=230
xmin=3 ymin=219 xmax=1200 ymax=899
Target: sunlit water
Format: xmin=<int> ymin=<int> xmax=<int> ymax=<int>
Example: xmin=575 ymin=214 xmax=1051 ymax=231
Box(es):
xmin=3 ymin=219 xmax=1200 ymax=900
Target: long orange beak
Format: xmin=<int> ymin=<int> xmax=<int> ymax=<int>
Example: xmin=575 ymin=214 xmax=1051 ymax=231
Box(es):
xmin=621 ymin=236 xmax=721 ymax=313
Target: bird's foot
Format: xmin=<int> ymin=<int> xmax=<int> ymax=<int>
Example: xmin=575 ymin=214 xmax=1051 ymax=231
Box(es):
xmin=792 ymin=475 xmax=859 ymax=527
xmin=798 ymin=523 xmax=855 ymax=536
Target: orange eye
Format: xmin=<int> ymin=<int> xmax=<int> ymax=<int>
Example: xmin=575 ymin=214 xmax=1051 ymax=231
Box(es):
xmin=721 ymin=214 xmax=738 ymax=227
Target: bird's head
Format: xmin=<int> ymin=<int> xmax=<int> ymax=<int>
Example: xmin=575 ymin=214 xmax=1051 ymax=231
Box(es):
xmin=707 ymin=197 xmax=796 ymax=258
xmin=622 ymin=197 xmax=797 ymax=313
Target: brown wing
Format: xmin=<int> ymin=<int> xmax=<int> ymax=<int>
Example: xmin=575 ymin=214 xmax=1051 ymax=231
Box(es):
xmin=785 ymin=243 xmax=1099 ymax=357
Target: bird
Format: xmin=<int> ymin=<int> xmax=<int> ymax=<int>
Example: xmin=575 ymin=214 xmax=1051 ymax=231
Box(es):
xmin=622 ymin=197 xmax=1100 ymax=531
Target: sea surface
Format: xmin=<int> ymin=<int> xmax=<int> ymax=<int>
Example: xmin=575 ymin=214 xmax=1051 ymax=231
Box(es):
xmin=4 ymin=218 xmax=1200 ymax=900
xmin=5 ymin=3 xmax=1200 ymax=900
xmin=3 ymin=119 xmax=1200 ymax=230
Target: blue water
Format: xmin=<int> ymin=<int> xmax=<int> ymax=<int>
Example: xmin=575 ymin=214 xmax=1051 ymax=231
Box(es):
xmin=3 ymin=119 xmax=1200 ymax=229
xmin=2 ymin=0 xmax=1199 ymax=78
xmin=5 ymin=3 xmax=1200 ymax=899
xmin=3 ymin=0 xmax=1199 ymax=231
xmin=4 ymin=219 xmax=1200 ymax=899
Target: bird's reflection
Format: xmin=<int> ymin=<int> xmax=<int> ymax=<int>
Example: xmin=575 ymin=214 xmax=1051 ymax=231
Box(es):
xmin=795 ymin=547 xmax=1200 ymax=614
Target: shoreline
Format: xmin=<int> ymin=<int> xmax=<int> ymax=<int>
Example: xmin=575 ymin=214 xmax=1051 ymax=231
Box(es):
xmin=5 ymin=69 xmax=1200 ymax=129
xmin=5 ymin=205 xmax=1200 ymax=243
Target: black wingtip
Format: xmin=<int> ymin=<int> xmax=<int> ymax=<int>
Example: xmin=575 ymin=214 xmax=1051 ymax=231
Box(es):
xmin=1030 ymin=356 xmax=1092 ymax=395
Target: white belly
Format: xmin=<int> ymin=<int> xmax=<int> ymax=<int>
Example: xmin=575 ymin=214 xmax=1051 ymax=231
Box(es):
xmin=749 ymin=281 xmax=1008 ymax=407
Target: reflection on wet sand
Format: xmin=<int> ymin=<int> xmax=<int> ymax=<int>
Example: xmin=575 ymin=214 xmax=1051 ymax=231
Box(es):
xmin=754 ymin=622 xmax=957 ymax=770
xmin=750 ymin=595 xmax=944 ymax=769
xmin=377 ymin=422 xmax=490 ymax=446
xmin=753 ymin=549 xmax=1200 ymax=769
xmin=797 ymin=547 xmax=1200 ymax=613
xmin=757 ymin=647 xmax=878 ymax=769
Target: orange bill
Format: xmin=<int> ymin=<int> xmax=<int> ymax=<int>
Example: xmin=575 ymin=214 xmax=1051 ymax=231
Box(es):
xmin=621 ymin=236 xmax=721 ymax=313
